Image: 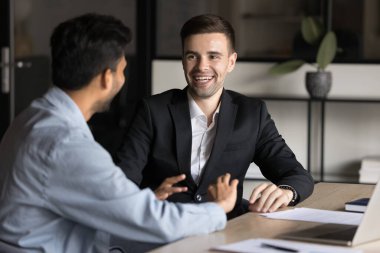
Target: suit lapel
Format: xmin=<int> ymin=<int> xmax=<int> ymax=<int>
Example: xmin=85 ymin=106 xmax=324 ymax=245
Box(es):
xmin=168 ymin=88 xmax=197 ymax=190
xmin=198 ymin=90 xmax=237 ymax=193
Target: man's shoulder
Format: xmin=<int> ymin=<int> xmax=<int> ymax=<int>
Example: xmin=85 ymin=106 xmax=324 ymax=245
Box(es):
xmin=0 ymin=107 xmax=86 ymax=169
xmin=144 ymin=89 xmax=185 ymax=104
xmin=150 ymin=89 xmax=183 ymax=98
xmin=224 ymin=90 xmax=263 ymax=106
xmin=17 ymin=105 xmax=88 ymax=148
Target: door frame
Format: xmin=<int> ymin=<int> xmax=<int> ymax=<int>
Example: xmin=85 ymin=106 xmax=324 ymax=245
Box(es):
xmin=0 ymin=0 xmax=14 ymax=138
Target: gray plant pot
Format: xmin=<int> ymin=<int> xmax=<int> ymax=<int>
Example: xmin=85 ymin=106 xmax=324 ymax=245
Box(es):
xmin=305 ymin=71 xmax=332 ymax=98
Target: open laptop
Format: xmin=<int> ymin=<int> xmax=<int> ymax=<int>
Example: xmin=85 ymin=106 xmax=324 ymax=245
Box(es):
xmin=279 ymin=181 xmax=380 ymax=246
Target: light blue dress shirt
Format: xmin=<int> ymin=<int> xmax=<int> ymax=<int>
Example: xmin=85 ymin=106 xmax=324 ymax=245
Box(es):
xmin=0 ymin=87 xmax=226 ymax=253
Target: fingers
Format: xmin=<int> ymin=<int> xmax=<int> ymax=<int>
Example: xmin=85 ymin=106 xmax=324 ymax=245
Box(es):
xmin=209 ymin=174 xmax=230 ymax=201
xmin=249 ymin=183 xmax=270 ymax=204
xmin=208 ymin=185 xmax=216 ymax=199
xmin=251 ymin=184 xmax=277 ymax=212
xmin=155 ymin=185 xmax=188 ymax=200
xmin=163 ymin=174 xmax=187 ymax=194
xmin=209 ymin=173 xmax=238 ymax=213
xmin=155 ymin=192 xmax=169 ymax=201
xmin=154 ymin=174 xmax=188 ymax=200
xmin=221 ymin=173 xmax=231 ymax=184
xmin=230 ymin=178 xmax=239 ymax=188
xmin=248 ymin=184 xmax=291 ymax=213
xmin=168 ymin=186 xmax=188 ymax=194
xmin=162 ymin=174 xmax=186 ymax=185
xmin=260 ymin=190 xmax=284 ymax=212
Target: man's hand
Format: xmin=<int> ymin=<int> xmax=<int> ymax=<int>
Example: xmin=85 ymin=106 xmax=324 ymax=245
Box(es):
xmin=248 ymin=183 xmax=293 ymax=213
xmin=154 ymin=174 xmax=188 ymax=200
xmin=208 ymin=173 xmax=239 ymax=213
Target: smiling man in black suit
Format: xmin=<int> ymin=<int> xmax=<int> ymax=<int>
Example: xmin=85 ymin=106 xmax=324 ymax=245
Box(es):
xmin=117 ymin=14 xmax=314 ymax=219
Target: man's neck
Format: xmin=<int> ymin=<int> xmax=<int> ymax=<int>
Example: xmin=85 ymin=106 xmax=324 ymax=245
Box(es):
xmin=191 ymin=89 xmax=222 ymax=126
xmin=65 ymin=89 xmax=95 ymax=121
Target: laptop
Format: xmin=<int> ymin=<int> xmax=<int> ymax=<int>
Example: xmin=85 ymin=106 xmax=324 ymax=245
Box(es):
xmin=279 ymin=181 xmax=380 ymax=246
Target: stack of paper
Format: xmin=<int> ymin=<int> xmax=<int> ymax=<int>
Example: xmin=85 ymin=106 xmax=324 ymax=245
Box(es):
xmin=359 ymin=156 xmax=380 ymax=183
xmin=260 ymin=207 xmax=363 ymax=225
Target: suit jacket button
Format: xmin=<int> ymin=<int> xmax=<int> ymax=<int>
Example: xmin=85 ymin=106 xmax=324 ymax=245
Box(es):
xmin=195 ymin=194 xmax=202 ymax=202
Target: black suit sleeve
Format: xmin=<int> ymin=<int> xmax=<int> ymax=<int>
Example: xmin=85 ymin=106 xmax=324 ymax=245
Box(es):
xmin=116 ymin=100 xmax=153 ymax=185
xmin=253 ymin=101 xmax=314 ymax=203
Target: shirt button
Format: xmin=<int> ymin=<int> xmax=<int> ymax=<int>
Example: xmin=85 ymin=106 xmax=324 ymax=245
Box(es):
xmin=195 ymin=194 xmax=202 ymax=202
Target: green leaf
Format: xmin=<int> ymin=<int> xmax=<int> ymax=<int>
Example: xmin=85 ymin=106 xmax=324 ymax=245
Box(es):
xmin=301 ymin=17 xmax=324 ymax=45
xmin=316 ymin=32 xmax=337 ymax=70
xmin=268 ymin=60 xmax=305 ymax=75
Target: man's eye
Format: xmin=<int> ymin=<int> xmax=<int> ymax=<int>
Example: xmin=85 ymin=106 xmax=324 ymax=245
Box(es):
xmin=187 ymin=55 xmax=196 ymax=60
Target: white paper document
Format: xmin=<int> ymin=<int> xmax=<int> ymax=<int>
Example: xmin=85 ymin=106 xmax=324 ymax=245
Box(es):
xmin=260 ymin=208 xmax=363 ymax=225
xmin=211 ymin=238 xmax=363 ymax=253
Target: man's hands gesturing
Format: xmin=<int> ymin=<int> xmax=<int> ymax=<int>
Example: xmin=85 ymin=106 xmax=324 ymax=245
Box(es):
xmin=154 ymin=174 xmax=188 ymax=200
xmin=208 ymin=173 xmax=239 ymax=213
xmin=155 ymin=173 xmax=238 ymax=214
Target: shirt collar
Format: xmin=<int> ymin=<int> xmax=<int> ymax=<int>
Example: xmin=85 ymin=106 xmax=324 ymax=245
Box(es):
xmin=187 ymin=90 xmax=220 ymax=120
xmin=43 ymin=86 xmax=92 ymax=137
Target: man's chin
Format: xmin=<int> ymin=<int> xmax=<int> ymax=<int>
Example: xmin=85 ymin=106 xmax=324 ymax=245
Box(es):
xmin=98 ymin=106 xmax=111 ymax=113
xmin=94 ymin=100 xmax=112 ymax=114
xmin=189 ymin=85 xmax=221 ymax=99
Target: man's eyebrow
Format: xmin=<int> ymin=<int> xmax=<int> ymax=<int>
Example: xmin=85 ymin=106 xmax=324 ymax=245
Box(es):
xmin=184 ymin=50 xmax=198 ymax=55
xmin=208 ymin=51 xmax=223 ymax=55
xmin=183 ymin=50 xmax=223 ymax=56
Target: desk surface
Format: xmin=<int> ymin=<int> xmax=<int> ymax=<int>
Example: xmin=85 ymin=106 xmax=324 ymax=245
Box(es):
xmin=150 ymin=183 xmax=379 ymax=253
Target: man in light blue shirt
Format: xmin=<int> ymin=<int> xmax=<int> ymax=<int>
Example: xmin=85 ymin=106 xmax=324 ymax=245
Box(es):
xmin=0 ymin=13 xmax=238 ymax=253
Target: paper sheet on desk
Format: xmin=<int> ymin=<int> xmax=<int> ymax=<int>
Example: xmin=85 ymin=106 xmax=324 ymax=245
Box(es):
xmin=211 ymin=238 xmax=362 ymax=253
xmin=260 ymin=208 xmax=363 ymax=225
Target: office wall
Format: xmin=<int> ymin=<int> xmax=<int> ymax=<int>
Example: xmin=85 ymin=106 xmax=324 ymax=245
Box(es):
xmin=152 ymin=60 xmax=380 ymax=182
xmin=16 ymin=0 xmax=136 ymax=57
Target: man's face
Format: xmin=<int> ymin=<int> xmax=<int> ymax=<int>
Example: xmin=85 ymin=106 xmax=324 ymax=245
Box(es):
xmin=99 ymin=56 xmax=127 ymax=112
xmin=182 ymin=33 xmax=237 ymax=100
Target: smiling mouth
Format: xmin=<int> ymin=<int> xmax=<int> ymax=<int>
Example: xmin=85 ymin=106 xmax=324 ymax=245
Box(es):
xmin=193 ymin=75 xmax=214 ymax=84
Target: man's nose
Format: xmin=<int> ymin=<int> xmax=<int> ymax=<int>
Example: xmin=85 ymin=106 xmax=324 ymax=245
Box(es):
xmin=196 ymin=57 xmax=209 ymax=71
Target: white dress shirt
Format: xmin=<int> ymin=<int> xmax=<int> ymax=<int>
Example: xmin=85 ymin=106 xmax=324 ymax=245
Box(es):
xmin=188 ymin=92 xmax=220 ymax=184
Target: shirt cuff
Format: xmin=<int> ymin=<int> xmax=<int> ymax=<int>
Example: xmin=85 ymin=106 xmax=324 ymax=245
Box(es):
xmin=201 ymin=202 xmax=227 ymax=231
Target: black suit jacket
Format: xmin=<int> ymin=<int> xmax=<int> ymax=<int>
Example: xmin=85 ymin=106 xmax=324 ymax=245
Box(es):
xmin=117 ymin=88 xmax=314 ymax=218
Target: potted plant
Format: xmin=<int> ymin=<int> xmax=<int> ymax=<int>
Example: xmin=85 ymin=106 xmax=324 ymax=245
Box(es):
xmin=269 ymin=17 xmax=337 ymax=98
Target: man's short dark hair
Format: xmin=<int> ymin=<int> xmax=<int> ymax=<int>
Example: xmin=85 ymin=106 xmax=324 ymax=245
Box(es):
xmin=50 ymin=13 xmax=132 ymax=90
xmin=180 ymin=14 xmax=235 ymax=53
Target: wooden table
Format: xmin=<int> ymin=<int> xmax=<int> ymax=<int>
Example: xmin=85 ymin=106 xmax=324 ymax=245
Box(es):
xmin=149 ymin=182 xmax=379 ymax=253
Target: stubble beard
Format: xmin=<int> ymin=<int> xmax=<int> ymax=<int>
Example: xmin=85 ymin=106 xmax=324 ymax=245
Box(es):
xmin=187 ymin=76 xmax=223 ymax=99
xmin=94 ymin=97 xmax=112 ymax=113
xmin=94 ymin=84 xmax=119 ymax=113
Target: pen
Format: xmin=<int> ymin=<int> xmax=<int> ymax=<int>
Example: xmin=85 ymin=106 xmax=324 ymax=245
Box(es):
xmin=261 ymin=242 xmax=299 ymax=252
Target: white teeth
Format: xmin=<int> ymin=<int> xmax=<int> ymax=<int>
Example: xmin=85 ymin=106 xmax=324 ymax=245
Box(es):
xmin=195 ymin=76 xmax=212 ymax=81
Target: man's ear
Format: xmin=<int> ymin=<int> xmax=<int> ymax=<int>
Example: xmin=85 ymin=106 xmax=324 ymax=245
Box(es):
xmin=101 ymin=68 xmax=113 ymax=90
xmin=227 ymin=52 xmax=237 ymax=73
